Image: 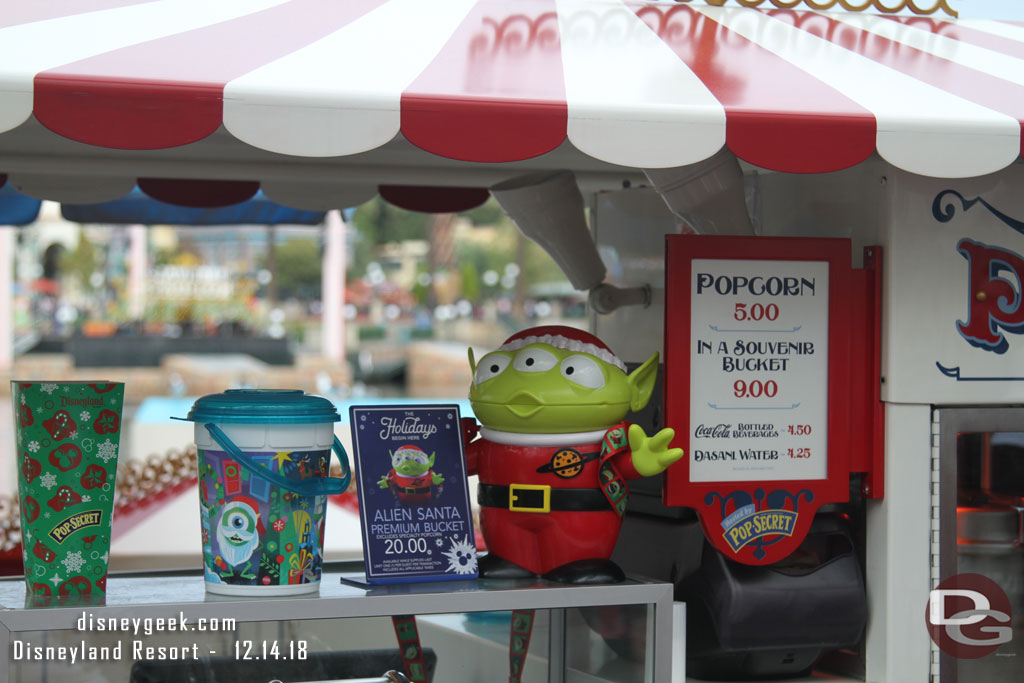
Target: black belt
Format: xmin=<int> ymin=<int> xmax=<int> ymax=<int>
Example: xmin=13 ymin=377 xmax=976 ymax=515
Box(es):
xmin=398 ymin=486 xmax=431 ymax=494
xmin=478 ymin=483 xmax=609 ymax=513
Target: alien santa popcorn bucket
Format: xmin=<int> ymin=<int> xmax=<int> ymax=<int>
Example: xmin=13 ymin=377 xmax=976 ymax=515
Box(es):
xmin=12 ymin=381 xmax=125 ymax=601
xmin=183 ymin=390 xmax=351 ymax=596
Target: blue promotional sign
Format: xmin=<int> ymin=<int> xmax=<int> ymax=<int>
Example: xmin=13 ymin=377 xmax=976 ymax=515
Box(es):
xmin=350 ymin=404 xmax=478 ymax=584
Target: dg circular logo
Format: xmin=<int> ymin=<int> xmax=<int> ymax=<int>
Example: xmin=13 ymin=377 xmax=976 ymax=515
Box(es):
xmin=925 ymin=573 xmax=1013 ymax=659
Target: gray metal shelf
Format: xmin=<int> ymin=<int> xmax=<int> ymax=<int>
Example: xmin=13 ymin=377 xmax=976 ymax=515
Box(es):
xmin=0 ymin=563 xmax=674 ymax=682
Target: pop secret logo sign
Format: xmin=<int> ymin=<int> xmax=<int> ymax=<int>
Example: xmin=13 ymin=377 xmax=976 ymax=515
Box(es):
xmin=48 ymin=510 xmax=103 ymax=544
xmin=663 ymin=236 xmax=861 ymax=566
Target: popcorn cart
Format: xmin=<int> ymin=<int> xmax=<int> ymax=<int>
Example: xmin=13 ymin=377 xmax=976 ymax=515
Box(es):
xmin=2 ymin=0 xmax=1024 ymax=681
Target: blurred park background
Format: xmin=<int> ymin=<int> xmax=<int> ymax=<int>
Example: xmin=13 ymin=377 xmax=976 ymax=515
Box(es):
xmin=8 ymin=198 xmax=581 ymax=400
xmin=0 ymin=197 xmax=585 ymax=568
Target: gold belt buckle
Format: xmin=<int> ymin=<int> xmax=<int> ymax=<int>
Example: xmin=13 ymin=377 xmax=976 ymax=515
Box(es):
xmin=508 ymin=483 xmax=551 ymax=513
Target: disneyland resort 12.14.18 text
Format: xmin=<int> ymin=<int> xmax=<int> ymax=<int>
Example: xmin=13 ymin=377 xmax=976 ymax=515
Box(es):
xmin=11 ymin=612 xmax=237 ymax=663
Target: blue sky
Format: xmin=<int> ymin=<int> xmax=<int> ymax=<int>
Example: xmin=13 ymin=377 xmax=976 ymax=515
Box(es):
xmin=950 ymin=1 xmax=1024 ymax=19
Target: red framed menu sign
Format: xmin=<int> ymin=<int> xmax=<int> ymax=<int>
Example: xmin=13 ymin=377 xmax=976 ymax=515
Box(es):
xmin=664 ymin=235 xmax=854 ymax=565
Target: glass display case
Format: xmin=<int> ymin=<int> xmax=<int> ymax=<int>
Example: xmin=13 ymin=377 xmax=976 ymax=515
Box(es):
xmin=0 ymin=561 xmax=674 ymax=682
xmin=936 ymin=408 xmax=1024 ymax=683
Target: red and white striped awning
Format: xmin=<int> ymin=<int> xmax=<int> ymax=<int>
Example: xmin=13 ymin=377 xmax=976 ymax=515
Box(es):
xmin=3 ymin=0 xmax=1024 ymax=208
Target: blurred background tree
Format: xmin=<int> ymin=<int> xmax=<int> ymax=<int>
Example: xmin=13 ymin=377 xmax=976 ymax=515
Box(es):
xmin=60 ymin=232 xmax=99 ymax=292
xmin=266 ymin=237 xmax=322 ymax=299
xmin=351 ymin=198 xmax=428 ymax=275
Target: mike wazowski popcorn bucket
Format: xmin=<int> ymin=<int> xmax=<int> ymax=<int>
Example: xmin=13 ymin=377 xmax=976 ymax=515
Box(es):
xmin=183 ymin=390 xmax=351 ymax=596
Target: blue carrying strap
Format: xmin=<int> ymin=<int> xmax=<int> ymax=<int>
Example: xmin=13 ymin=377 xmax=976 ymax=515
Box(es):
xmin=203 ymin=423 xmax=352 ymax=497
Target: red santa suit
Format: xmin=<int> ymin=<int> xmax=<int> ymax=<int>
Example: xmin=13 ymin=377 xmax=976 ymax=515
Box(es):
xmin=466 ymin=422 xmax=639 ymax=575
xmin=383 ymin=471 xmax=435 ymax=505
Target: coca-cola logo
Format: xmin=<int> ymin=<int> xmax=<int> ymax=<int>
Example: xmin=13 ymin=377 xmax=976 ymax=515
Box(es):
xmin=695 ymin=424 xmax=732 ymax=439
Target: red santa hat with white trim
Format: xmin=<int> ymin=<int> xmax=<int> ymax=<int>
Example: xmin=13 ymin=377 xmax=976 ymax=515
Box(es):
xmin=394 ymin=444 xmax=429 ymax=460
xmin=498 ymin=325 xmax=627 ymax=373
xmin=224 ymin=494 xmax=266 ymax=534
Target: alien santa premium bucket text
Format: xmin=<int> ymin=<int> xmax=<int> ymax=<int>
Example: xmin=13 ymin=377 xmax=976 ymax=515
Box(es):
xmin=184 ymin=390 xmax=351 ymax=596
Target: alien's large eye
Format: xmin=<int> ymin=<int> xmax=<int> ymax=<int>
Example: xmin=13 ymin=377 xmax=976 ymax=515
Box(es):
xmin=560 ymin=355 xmax=605 ymax=389
xmin=228 ymin=512 xmax=247 ymax=529
xmin=513 ymin=347 xmax=557 ymax=373
xmin=474 ymin=353 xmax=511 ymax=384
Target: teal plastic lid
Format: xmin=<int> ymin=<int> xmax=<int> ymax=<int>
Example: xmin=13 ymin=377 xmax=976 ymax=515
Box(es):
xmin=183 ymin=389 xmax=341 ymax=425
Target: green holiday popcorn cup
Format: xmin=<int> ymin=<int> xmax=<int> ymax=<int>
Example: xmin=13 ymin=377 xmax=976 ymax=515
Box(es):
xmin=12 ymin=381 xmax=124 ymax=600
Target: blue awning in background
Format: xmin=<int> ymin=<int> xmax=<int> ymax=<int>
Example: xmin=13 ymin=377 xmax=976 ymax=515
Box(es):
xmin=0 ymin=184 xmax=42 ymax=227
xmin=61 ymin=187 xmax=326 ymax=225
xmin=0 ymin=186 xmax=326 ymax=226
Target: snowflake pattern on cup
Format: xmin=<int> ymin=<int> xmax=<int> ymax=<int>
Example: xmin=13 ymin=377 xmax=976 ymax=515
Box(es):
xmin=11 ymin=381 xmax=124 ymax=597
xmin=96 ymin=439 xmax=118 ymax=463
xmin=62 ymin=550 xmax=85 ymax=574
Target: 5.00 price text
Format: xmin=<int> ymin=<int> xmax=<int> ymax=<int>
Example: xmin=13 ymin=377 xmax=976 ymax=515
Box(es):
xmin=734 ymin=303 xmax=780 ymax=321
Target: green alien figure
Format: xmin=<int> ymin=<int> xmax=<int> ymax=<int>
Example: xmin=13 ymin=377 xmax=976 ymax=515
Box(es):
xmin=462 ymin=325 xmax=683 ymax=584
xmin=378 ymin=444 xmax=444 ymax=505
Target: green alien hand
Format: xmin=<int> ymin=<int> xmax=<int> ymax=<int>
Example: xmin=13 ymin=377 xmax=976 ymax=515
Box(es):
xmin=377 ymin=475 xmax=390 ymax=489
xmin=431 ymin=472 xmax=444 ymax=485
xmin=628 ymin=425 xmax=684 ymax=477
